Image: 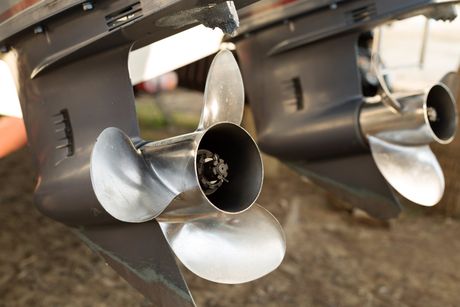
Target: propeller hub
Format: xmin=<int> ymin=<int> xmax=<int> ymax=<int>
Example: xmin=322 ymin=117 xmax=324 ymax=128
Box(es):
xmin=197 ymin=149 xmax=229 ymax=195
xmin=427 ymin=106 xmax=438 ymax=122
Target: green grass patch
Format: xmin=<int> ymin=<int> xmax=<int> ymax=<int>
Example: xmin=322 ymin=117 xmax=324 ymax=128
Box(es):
xmin=136 ymin=100 xmax=168 ymax=130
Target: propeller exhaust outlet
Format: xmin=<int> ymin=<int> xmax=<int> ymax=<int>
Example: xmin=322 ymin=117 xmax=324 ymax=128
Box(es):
xmin=360 ymin=83 xmax=457 ymax=146
xmin=139 ymin=122 xmax=263 ymax=219
xmin=195 ymin=122 xmax=263 ymax=213
xmin=425 ymin=83 xmax=457 ymax=144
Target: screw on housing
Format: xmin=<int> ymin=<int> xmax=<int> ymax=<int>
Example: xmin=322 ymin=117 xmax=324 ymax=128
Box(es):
xmin=82 ymin=2 xmax=94 ymax=11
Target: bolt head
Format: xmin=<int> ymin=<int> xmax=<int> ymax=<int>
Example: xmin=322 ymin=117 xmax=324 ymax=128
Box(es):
xmin=34 ymin=25 xmax=44 ymax=34
xmin=82 ymin=2 xmax=94 ymax=11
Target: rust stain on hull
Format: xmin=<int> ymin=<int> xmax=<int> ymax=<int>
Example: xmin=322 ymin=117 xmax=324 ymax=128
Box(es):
xmin=0 ymin=0 xmax=42 ymax=23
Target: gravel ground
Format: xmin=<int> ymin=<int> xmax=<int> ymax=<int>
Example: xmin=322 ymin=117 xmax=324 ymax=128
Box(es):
xmin=1 ymin=146 xmax=460 ymax=307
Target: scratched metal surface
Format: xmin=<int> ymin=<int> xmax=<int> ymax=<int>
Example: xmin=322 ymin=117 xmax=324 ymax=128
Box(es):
xmin=0 ymin=0 xmax=256 ymax=42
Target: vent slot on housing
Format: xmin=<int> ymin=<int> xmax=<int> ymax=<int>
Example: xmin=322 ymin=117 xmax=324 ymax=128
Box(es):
xmin=282 ymin=77 xmax=304 ymax=113
xmin=54 ymin=109 xmax=74 ymax=158
xmin=105 ymin=2 xmax=143 ymax=30
xmin=345 ymin=4 xmax=377 ymax=24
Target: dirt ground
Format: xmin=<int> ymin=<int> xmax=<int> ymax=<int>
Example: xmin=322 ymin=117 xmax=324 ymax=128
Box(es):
xmin=1 ymin=132 xmax=460 ymax=306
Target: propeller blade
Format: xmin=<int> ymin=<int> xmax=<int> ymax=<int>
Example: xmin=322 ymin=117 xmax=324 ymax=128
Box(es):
xmin=368 ymin=135 xmax=444 ymax=206
xmin=198 ymin=49 xmax=244 ymax=130
xmin=90 ymin=127 xmax=175 ymax=222
xmin=158 ymin=204 xmax=286 ymax=284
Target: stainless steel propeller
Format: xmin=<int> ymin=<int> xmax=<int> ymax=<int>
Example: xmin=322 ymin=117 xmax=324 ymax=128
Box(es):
xmin=90 ymin=50 xmax=285 ymax=284
xmin=360 ymin=83 xmax=457 ymax=206
xmin=359 ymin=30 xmax=458 ymax=207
